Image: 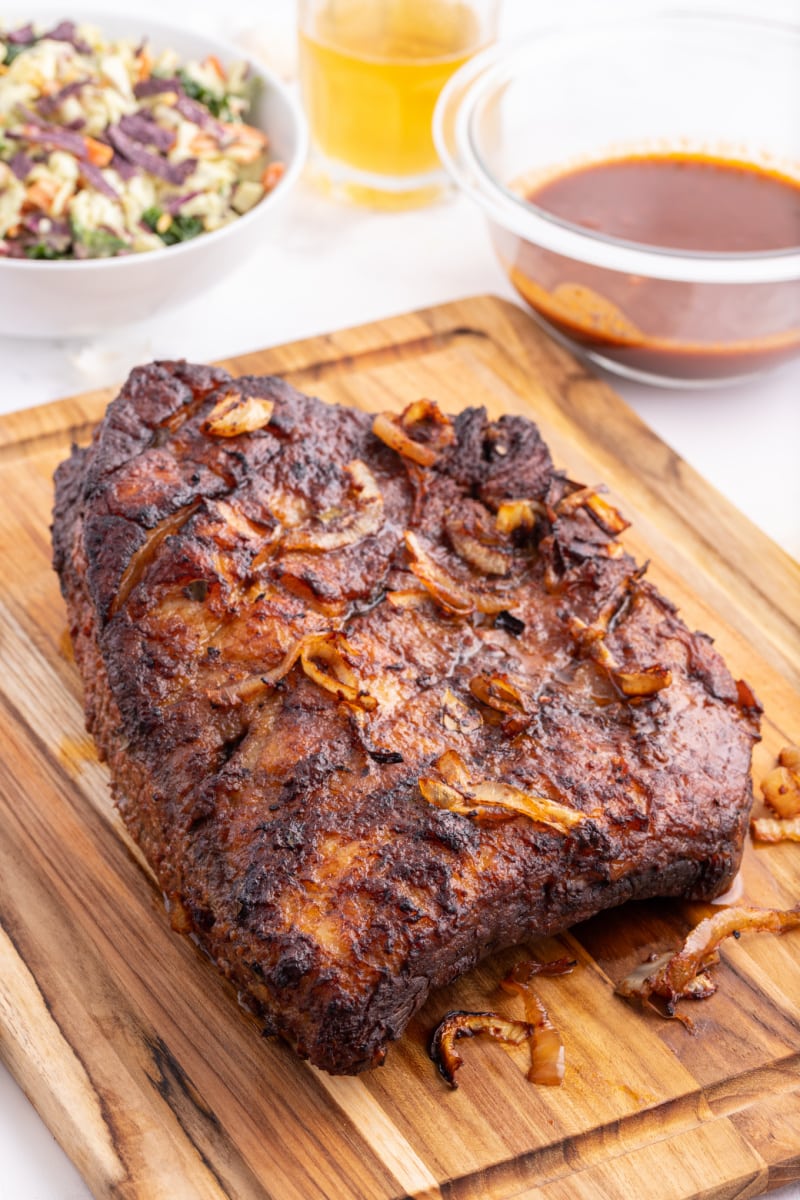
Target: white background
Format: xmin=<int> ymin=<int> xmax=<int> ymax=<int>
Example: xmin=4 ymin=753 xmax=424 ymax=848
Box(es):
xmin=1 ymin=1 xmax=798 ymax=1197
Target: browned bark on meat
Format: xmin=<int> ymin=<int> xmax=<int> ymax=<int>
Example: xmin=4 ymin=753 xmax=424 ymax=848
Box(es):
xmin=52 ymin=362 xmax=760 ymax=1074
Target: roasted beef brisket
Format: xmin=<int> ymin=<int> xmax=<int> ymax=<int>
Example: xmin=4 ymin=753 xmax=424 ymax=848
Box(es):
xmin=52 ymin=362 xmax=761 ymax=1074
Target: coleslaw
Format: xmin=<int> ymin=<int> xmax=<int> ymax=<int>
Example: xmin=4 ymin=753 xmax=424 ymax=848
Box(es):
xmin=0 ymin=19 xmax=284 ymax=259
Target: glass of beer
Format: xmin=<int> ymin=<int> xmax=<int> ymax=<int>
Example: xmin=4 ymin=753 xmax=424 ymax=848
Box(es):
xmin=298 ymin=0 xmax=500 ymax=208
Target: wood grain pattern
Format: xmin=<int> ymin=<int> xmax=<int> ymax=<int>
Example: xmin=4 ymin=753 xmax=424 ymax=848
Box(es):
xmin=0 ymin=296 xmax=798 ymax=1200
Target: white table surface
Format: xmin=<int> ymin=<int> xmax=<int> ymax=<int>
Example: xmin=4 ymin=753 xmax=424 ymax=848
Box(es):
xmin=1 ymin=1 xmax=798 ymax=1198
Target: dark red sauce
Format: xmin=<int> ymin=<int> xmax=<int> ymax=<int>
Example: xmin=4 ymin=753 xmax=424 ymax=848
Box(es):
xmin=497 ymin=154 xmax=800 ymax=381
xmin=530 ymin=155 xmax=800 ymax=254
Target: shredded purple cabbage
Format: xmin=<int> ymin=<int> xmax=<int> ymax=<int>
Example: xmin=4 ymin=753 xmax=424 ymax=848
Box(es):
xmin=6 ymin=22 xmax=36 ymax=45
xmin=110 ymin=152 xmax=136 ymax=181
xmin=37 ymin=79 xmax=88 ymax=118
xmin=166 ymin=190 xmax=203 ymax=215
xmin=6 ymin=214 xmax=72 ymax=257
xmin=174 ymin=94 xmax=225 ymax=137
xmin=10 ymin=124 xmax=87 ymax=157
xmin=79 ymin=160 xmax=120 ymax=200
xmin=133 ymin=76 xmax=183 ymax=99
xmin=40 ymin=21 xmax=92 ymax=55
xmin=12 ymin=106 xmax=87 ymax=156
xmin=107 ymin=125 xmax=196 ymax=185
xmin=8 ymin=150 xmax=33 ymax=180
xmin=117 ymin=112 xmax=175 ymax=153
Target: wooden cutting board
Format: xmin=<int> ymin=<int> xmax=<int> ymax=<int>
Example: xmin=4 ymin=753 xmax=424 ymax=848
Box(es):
xmin=1 ymin=296 xmax=798 ymax=1200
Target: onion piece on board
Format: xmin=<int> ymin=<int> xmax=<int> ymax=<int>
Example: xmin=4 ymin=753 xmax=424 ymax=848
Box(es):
xmin=751 ymin=816 xmax=800 ymax=843
xmin=429 ymin=1011 xmax=534 ymax=1088
xmin=617 ymin=905 xmax=800 ymax=1019
xmin=760 ymin=747 xmax=800 ymax=819
xmin=500 ymin=958 xmax=575 ymax=1085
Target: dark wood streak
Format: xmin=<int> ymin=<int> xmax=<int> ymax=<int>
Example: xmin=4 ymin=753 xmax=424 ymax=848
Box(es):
xmin=143 ymin=1033 xmax=274 ymax=1200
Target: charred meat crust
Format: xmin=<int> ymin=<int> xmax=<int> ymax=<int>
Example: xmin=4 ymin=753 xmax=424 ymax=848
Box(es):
xmin=53 ymin=361 xmax=761 ymax=1074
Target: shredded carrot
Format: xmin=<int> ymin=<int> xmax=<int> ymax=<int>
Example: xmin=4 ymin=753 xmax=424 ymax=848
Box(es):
xmin=84 ymin=136 xmax=113 ymax=167
xmin=261 ymin=161 xmax=285 ymax=191
xmin=135 ymin=47 xmax=153 ymax=83
xmin=189 ymin=131 xmax=219 ymax=156
xmin=204 ymin=54 xmax=226 ymax=81
xmin=23 ymin=179 xmax=57 ymax=214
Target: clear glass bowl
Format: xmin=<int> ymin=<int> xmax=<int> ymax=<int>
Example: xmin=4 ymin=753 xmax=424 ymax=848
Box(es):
xmin=434 ymin=13 xmax=800 ymax=386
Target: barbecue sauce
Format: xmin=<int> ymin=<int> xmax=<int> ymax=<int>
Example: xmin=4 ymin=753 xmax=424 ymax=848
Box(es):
xmin=501 ymin=154 xmax=800 ymax=380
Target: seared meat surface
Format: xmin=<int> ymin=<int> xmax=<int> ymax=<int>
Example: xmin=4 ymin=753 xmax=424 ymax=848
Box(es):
xmin=52 ymin=362 xmax=760 ymax=1074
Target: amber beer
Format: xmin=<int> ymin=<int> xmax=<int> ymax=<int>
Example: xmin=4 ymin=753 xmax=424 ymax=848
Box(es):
xmin=298 ymin=0 xmax=498 ymax=207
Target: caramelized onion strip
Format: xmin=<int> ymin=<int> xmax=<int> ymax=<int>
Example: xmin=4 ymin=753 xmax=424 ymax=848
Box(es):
xmin=300 ymin=633 xmax=377 ymax=711
xmin=430 ymin=1011 xmax=534 ymax=1088
xmin=751 ymin=816 xmax=800 ymax=843
xmin=469 ymin=673 xmax=527 ymax=715
xmin=386 ymin=588 xmax=429 ymax=609
xmin=442 ymin=687 xmax=482 ymax=734
xmin=612 ymin=666 xmax=673 ymax=697
xmin=404 ymin=531 xmax=510 ymax=616
xmin=111 ymin=500 xmax=200 ymax=617
xmin=223 ymin=632 xmax=377 ymax=709
xmin=202 ymin=391 xmax=274 ymax=437
xmin=501 ymin=958 xmax=575 ymax=1086
xmin=373 ymin=399 xmax=455 ymax=467
xmin=372 ymin=412 xmax=437 ymax=466
xmin=419 ymin=750 xmax=589 ymax=832
xmin=617 ymin=905 xmax=800 ymax=1015
xmin=447 ymin=522 xmax=511 ymax=576
xmin=761 ymin=748 xmax=800 ymax=819
xmin=496 ymin=500 xmax=542 ymax=535
xmin=281 ymin=460 xmax=384 ymax=553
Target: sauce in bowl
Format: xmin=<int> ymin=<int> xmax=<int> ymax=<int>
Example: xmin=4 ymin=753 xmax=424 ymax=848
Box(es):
xmin=499 ymin=153 xmax=800 ymax=381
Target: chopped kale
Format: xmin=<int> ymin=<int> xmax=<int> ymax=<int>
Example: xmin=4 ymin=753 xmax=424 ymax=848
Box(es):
xmin=2 ymin=40 xmax=32 ymax=66
xmin=176 ymin=69 xmax=232 ymax=121
xmin=143 ymin=206 xmax=203 ymax=245
xmin=23 ymin=242 xmax=71 ymax=259
xmin=71 ymin=222 xmax=129 ymax=258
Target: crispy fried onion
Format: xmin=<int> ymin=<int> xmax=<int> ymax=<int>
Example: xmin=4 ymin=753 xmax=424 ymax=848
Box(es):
xmin=761 ymin=746 xmax=800 ymax=819
xmin=751 ymin=745 xmax=800 ymax=842
xmin=441 ymin=687 xmax=482 ymax=734
xmin=446 ymin=509 xmax=513 ymax=576
xmin=385 ymin=588 xmax=429 ymax=609
xmin=281 ymin=461 xmax=384 ymax=553
xmin=469 ymin=673 xmax=527 ymax=716
xmin=418 ymin=749 xmax=589 ymax=832
xmin=568 ymin=573 xmax=671 ymax=699
xmin=372 ymin=398 xmax=455 ymax=467
xmin=201 ymin=391 xmax=274 ymax=437
xmin=110 ymin=500 xmax=200 ymax=617
xmin=404 ymin=531 xmax=510 ymax=616
xmin=226 ymin=632 xmax=376 ymax=709
xmin=298 ymin=632 xmax=377 ymax=710
xmin=555 ymin=484 xmax=630 ymax=536
xmin=617 ymin=905 xmax=800 ymax=1022
xmin=430 ymin=1011 xmax=534 ymax=1088
xmin=501 ymin=957 xmax=575 ymax=1085
xmin=495 ymin=499 xmax=543 ymax=535
xmin=751 ymin=817 xmax=800 ymax=843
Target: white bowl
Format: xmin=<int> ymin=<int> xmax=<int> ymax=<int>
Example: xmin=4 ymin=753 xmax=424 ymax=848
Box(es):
xmin=434 ymin=13 xmax=800 ymax=387
xmin=0 ymin=12 xmax=308 ymax=338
